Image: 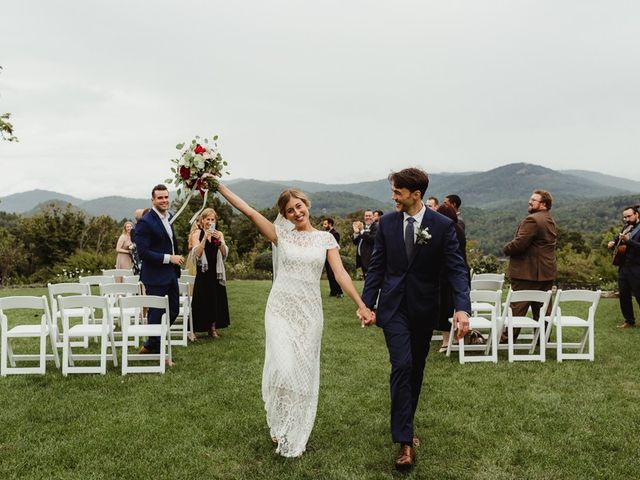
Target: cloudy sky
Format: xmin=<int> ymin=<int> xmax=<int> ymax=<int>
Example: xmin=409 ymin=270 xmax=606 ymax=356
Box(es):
xmin=1 ymin=1 xmax=639 ymax=199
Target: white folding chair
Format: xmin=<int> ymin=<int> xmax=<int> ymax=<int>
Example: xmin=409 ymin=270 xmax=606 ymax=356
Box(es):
xmin=547 ymin=289 xmax=600 ymax=362
xmin=170 ymin=282 xmax=191 ymax=346
xmin=471 ymin=272 xmax=505 ymax=283
xmin=102 ymin=268 xmax=134 ymax=277
xmin=48 ymin=282 xmax=94 ymax=348
xmin=99 ymin=283 xmax=142 ymax=348
xmin=122 ymin=275 xmax=140 ymax=284
xmin=120 ymin=295 xmax=171 ymax=375
xmin=79 ymin=275 xmax=115 ymax=293
xmin=470 ymin=278 xmax=505 ymax=319
xmin=0 ymin=296 xmax=60 ymax=375
xmin=501 ymin=289 xmax=552 ymax=362
xmin=58 ymin=295 xmax=118 ymax=375
xmin=447 ymin=289 xmax=501 ymax=364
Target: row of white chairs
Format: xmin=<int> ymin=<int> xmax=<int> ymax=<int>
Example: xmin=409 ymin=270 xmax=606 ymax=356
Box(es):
xmin=1 ymin=272 xmax=199 ymax=376
xmin=447 ymin=288 xmax=601 ymax=364
xmin=0 ymin=293 xmax=173 ymax=376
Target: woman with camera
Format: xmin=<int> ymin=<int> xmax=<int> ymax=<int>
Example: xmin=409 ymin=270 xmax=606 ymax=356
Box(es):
xmin=190 ymin=208 xmax=230 ymax=338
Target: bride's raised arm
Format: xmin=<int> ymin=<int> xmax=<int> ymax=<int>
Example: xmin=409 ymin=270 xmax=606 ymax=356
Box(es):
xmin=217 ymin=183 xmax=277 ymax=243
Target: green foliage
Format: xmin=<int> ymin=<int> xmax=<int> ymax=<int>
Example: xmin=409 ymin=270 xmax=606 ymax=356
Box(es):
xmin=253 ymin=250 xmax=273 ymax=272
xmin=52 ymin=250 xmax=116 ymax=280
xmin=0 ymin=227 xmax=27 ymax=284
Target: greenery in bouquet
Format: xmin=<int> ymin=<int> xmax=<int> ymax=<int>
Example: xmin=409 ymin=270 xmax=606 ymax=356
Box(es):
xmin=167 ymin=135 xmax=229 ymax=197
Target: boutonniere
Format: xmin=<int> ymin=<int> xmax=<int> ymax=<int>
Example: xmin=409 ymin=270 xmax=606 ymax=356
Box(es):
xmin=415 ymin=226 xmax=432 ymax=245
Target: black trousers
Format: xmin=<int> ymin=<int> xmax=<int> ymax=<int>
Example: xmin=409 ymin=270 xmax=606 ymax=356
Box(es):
xmin=618 ymin=265 xmax=640 ymax=325
xmin=325 ymin=261 xmax=343 ymax=296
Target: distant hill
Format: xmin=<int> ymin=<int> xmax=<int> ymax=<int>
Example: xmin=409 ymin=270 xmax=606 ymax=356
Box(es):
xmin=0 ymin=189 xmax=82 ymax=214
xmin=562 ymin=169 xmax=640 ymax=193
xmin=2 ymin=163 xmax=638 ymax=220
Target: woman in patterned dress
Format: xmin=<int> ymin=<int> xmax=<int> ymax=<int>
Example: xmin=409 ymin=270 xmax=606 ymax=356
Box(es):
xmin=217 ymin=183 xmax=374 ymax=457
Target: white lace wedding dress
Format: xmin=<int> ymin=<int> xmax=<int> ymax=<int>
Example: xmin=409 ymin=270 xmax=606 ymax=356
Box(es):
xmin=262 ymin=224 xmax=339 ymax=457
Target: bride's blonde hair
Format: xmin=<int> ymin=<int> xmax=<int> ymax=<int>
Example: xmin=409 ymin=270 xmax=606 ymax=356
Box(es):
xmin=276 ymin=189 xmax=311 ymax=216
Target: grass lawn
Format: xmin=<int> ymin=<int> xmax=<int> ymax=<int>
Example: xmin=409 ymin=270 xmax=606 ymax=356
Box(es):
xmin=0 ymin=280 xmax=639 ymax=480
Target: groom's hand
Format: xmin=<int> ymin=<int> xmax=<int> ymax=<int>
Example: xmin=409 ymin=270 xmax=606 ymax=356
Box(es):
xmin=453 ymin=311 xmax=470 ymax=339
xmin=357 ymin=306 xmax=375 ymax=328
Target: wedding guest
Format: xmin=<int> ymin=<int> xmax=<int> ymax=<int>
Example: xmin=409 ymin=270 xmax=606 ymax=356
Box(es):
xmin=502 ymin=190 xmax=557 ymax=341
xmin=353 ymin=210 xmax=377 ymax=278
xmin=323 ymin=218 xmax=343 ymax=297
xmin=114 ymin=221 xmax=134 ymax=281
xmin=427 ymin=196 xmax=439 ymax=211
xmin=444 ymin=194 xmax=465 ymax=232
xmin=373 ymin=209 xmax=384 ymax=221
xmin=190 ymin=208 xmax=230 ymax=338
xmin=434 ymin=203 xmax=468 ymax=352
xmin=216 ymin=182 xmax=373 ymax=458
xmin=136 ymin=184 xmax=183 ymax=362
xmin=607 ymin=205 xmax=640 ymax=328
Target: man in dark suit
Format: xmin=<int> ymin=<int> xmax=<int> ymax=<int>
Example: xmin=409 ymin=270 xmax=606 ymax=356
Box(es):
xmin=322 ymin=218 xmax=343 ymax=297
xmin=607 ymin=205 xmax=640 ymax=328
xmin=502 ymin=189 xmax=557 ymax=341
xmin=352 ymin=210 xmax=377 ymax=278
xmin=135 ymin=184 xmax=184 ymax=360
xmin=362 ymin=168 xmax=470 ymax=471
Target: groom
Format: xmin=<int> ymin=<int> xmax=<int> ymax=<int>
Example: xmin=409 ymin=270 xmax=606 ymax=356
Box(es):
xmin=362 ymin=167 xmax=471 ymax=471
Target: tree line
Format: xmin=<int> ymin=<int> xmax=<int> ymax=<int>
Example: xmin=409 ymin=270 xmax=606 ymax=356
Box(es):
xmin=0 ymin=193 xmax=625 ymax=289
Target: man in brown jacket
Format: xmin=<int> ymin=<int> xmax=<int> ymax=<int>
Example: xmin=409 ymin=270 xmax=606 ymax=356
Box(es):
xmin=502 ymin=190 xmax=557 ymax=340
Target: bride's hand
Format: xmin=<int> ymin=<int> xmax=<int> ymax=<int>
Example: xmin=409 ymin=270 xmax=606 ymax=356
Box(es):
xmin=357 ymin=306 xmax=375 ymax=328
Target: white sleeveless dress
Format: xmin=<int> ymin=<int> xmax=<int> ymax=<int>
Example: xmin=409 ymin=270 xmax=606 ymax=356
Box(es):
xmin=262 ymin=225 xmax=339 ymax=457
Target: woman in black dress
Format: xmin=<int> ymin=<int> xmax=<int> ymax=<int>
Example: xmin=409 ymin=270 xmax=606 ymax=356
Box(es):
xmin=435 ymin=203 xmax=469 ymax=352
xmin=190 ymin=208 xmax=230 ymax=338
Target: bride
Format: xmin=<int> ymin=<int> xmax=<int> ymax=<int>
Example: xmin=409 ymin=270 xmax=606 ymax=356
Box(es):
xmin=217 ymin=183 xmax=374 ymax=457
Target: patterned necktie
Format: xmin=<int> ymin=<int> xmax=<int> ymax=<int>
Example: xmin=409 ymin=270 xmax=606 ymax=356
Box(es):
xmin=405 ymin=217 xmax=415 ymax=259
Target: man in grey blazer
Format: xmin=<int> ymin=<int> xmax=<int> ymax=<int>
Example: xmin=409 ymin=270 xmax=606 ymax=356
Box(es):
xmin=502 ymin=189 xmax=557 ymax=341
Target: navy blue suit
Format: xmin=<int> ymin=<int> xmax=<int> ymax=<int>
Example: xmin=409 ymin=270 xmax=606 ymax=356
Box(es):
xmin=362 ymin=207 xmax=470 ymax=444
xmin=135 ymin=209 xmax=181 ymax=352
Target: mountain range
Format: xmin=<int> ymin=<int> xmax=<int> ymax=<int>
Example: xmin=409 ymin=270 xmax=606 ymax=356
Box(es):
xmin=1 ymin=163 xmax=639 ymax=220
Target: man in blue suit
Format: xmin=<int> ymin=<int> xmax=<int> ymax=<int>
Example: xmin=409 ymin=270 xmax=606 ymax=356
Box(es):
xmin=135 ymin=184 xmax=184 ymax=360
xmin=362 ymin=167 xmax=471 ymax=471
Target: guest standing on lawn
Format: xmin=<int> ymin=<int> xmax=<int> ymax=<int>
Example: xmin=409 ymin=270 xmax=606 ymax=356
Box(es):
xmin=190 ymin=208 xmax=230 ymax=339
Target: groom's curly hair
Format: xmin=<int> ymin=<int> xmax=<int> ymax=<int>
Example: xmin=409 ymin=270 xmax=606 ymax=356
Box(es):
xmin=388 ymin=168 xmax=429 ymax=199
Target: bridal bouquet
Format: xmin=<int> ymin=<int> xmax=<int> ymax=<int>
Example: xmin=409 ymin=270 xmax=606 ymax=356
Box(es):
xmin=167 ymin=135 xmax=229 ymax=196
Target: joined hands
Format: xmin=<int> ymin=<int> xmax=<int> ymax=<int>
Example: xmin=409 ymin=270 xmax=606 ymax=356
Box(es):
xmin=357 ymin=306 xmax=376 ymax=328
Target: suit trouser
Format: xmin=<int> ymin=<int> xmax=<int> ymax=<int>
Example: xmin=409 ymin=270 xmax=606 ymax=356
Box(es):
xmin=324 ymin=261 xmax=343 ymax=296
xmin=382 ymin=301 xmax=433 ymax=444
xmin=504 ymin=278 xmax=554 ymax=341
xmin=143 ymin=278 xmax=180 ymax=352
xmin=618 ymin=265 xmax=640 ymax=325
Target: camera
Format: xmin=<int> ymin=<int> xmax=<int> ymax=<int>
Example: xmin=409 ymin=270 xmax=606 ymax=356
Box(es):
xmin=207 ymin=223 xmax=216 ymax=232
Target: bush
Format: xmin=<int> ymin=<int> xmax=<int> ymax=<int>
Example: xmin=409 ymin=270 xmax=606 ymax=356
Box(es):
xmin=254 ymin=251 xmax=273 ymax=272
xmin=53 ymin=250 xmax=116 ymax=281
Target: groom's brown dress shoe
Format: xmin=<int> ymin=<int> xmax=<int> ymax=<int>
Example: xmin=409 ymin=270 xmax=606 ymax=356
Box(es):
xmin=138 ymin=346 xmax=153 ymax=354
xmin=395 ymin=445 xmax=416 ymax=471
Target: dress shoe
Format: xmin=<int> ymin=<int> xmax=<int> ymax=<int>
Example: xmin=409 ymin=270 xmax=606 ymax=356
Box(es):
xmin=138 ymin=345 xmax=153 ymax=354
xmin=395 ymin=445 xmax=416 ymax=471
xmin=618 ymin=322 xmax=636 ymax=329
xmin=208 ymin=328 xmax=220 ymax=338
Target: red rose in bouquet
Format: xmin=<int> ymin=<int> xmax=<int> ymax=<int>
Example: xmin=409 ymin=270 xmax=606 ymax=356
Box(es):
xmin=194 ymin=144 xmax=207 ymax=154
xmin=179 ymin=166 xmax=191 ymax=180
